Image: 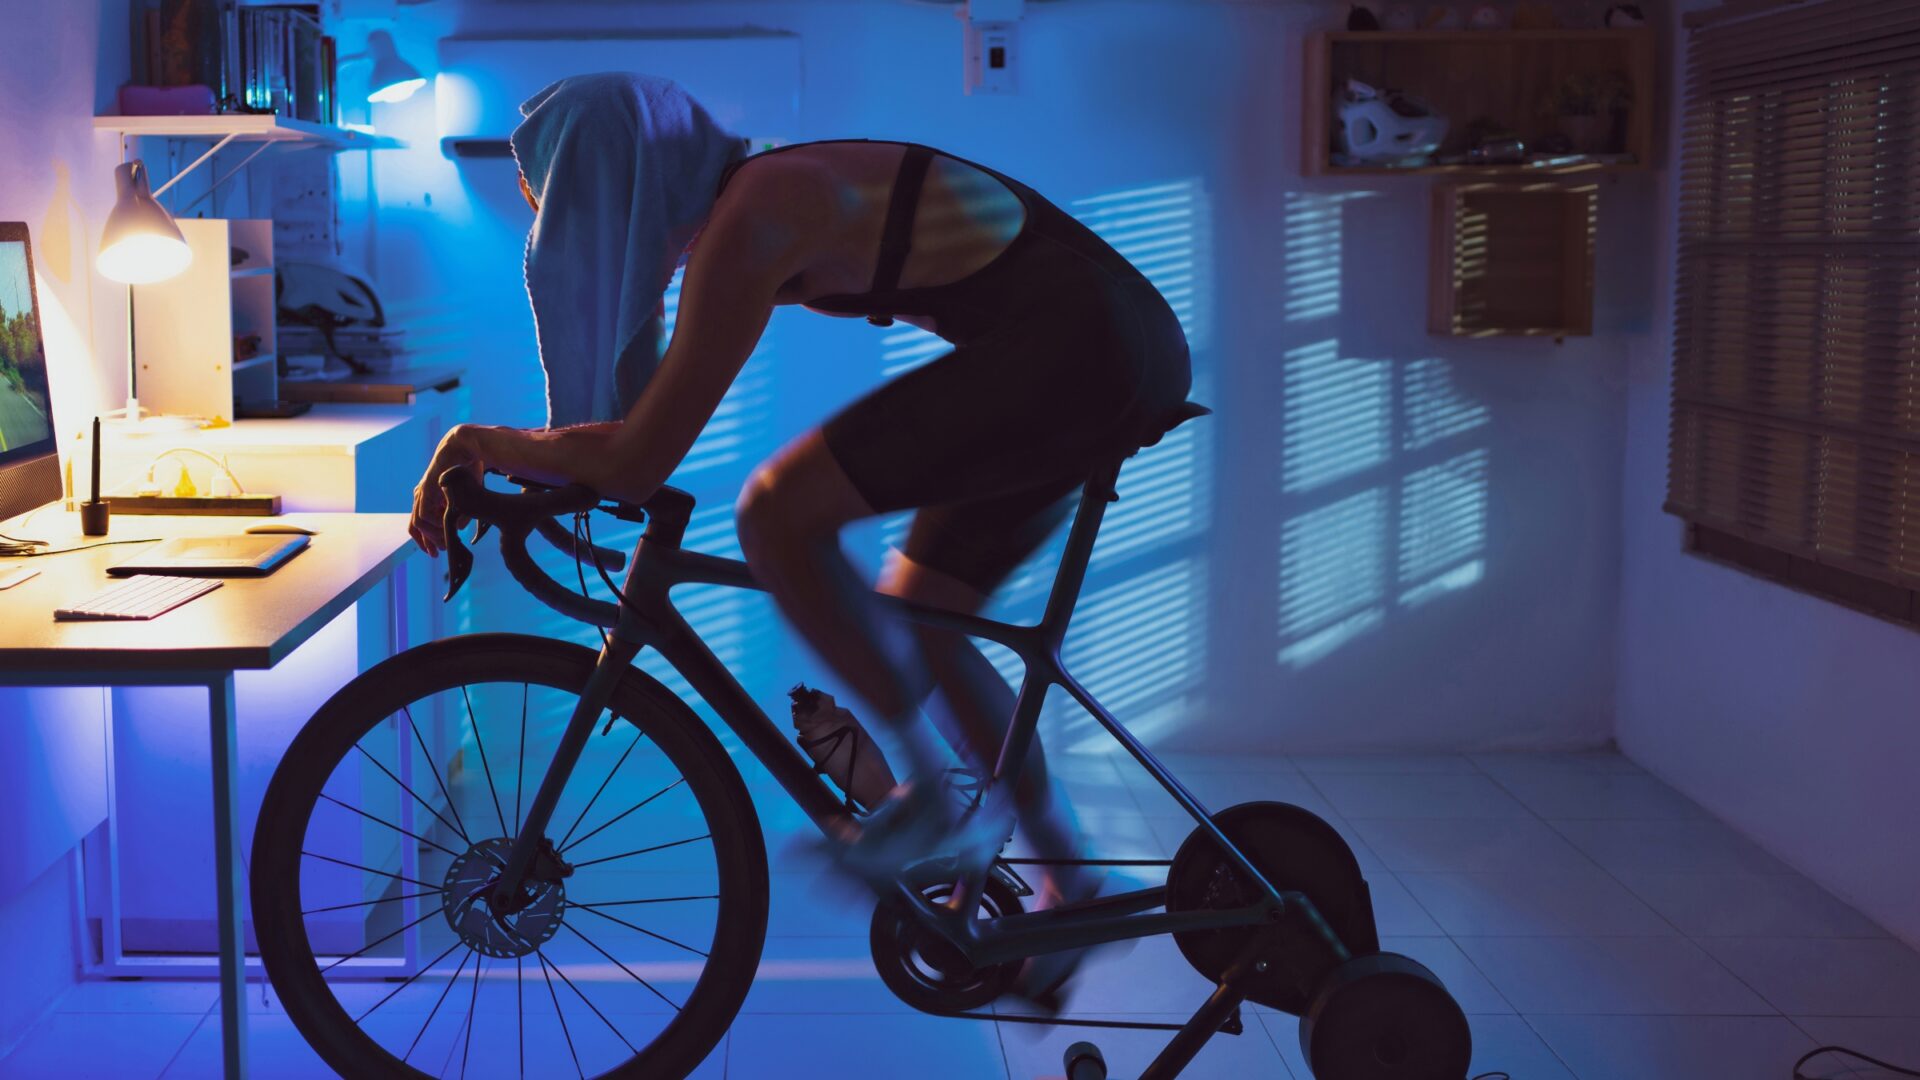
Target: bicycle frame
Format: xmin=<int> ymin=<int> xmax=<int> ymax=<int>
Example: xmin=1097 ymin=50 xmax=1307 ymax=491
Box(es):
xmin=489 ymin=458 xmax=1347 ymax=974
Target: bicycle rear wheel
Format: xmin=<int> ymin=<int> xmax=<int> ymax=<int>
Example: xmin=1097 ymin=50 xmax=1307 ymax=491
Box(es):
xmin=252 ymin=634 xmax=768 ymax=1079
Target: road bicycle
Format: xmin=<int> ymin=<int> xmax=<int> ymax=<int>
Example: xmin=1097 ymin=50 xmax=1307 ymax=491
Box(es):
xmin=252 ymin=401 xmax=1472 ymax=1079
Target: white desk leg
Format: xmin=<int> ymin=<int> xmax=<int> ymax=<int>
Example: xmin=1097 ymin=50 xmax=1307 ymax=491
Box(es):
xmin=208 ymin=673 xmax=250 ymax=1079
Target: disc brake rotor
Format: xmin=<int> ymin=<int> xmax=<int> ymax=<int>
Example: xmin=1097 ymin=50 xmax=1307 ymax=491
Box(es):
xmin=442 ymin=837 xmax=567 ymax=959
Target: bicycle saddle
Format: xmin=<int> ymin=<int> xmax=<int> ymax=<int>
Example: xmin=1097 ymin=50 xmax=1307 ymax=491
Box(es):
xmin=1141 ymin=401 xmax=1212 ymax=449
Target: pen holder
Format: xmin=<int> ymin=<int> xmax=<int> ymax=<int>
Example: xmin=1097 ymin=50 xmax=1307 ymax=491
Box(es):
xmin=80 ymin=501 xmax=111 ymax=537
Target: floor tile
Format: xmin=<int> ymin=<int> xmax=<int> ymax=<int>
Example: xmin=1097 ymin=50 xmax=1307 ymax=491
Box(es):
xmin=1289 ymin=753 xmax=1480 ymax=774
xmin=1261 ymin=1010 xmax=1570 ymax=1079
xmin=1397 ymin=866 xmax=1678 ymax=938
xmin=728 ymin=1011 xmax=1010 ymax=1080
xmin=1000 ymin=1013 xmax=1294 ymax=1079
xmin=57 ymin=980 xmax=221 ymax=1015
xmin=1453 ymin=935 xmax=1775 ymax=1015
xmin=1346 ymin=817 xmax=1597 ymax=874
xmin=1376 ymin=935 xmax=1515 ymax=1015
xmin=0 ymin=1010 xmax=206 ymax=1080
xmin=1493 ymin=770 xmax=1706 ymax=821
xmin=1550 ymin=817 xmax=1796 ymax=877
xmin=160 ymin=1012 xmax=348 ymax=1079
xmin=1700 ymin=938 xmax=1920 ymax=1017
xmin=1790 ymin=1016 xmax=1920 ymax=1079
xmin=1362 ymin=873 xmax=1444 ymax=937
xmin=1614 ymin=869 xmax=1892 ymax=940
xmin=1130 ymin=769 xmax=1334 ymax=819
xmin=1468 ymin=750 xmax=1644 ymax=778
xmin=1310 ymin=773 xmax=1532 ymax=820
xmin=739 ymin=935 xmax=904 ymax=1014
xmin=1526 ymin=1014 xmax=1819 ymax=1080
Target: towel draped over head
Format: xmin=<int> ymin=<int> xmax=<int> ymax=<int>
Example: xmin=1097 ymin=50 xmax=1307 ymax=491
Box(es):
xmin=511 ymin=73 xmax=745 ymax=426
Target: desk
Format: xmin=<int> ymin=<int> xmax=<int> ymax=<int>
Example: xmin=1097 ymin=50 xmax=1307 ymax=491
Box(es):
xmin=0 ymin=512 xmax=415 ymax=1080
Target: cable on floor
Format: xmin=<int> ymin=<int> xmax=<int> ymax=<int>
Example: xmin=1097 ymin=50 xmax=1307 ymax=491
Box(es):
xmin=1795 ymin=1044 xmax=1920 ymax=1078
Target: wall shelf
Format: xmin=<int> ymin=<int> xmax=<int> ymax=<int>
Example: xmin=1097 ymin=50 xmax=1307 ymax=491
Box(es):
xmin=1303 ymin=28 xmax=1654 ymax=178
xmin=94 ymin=114 xmax=406 ymax=151
xmin=1429 ymin=182 xmax=1597 ymax=339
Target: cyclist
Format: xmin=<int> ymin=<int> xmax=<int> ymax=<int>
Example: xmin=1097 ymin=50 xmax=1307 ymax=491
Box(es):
xmin=408 ymin=73 xmax=1191 ymax=1004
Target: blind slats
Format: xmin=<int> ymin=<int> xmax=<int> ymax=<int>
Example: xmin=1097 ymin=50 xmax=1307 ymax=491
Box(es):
xmin=1688 ymin=0 xmax=1920 ymax=61
xmin=1669 ymin=0 xmax=1920 ymax=607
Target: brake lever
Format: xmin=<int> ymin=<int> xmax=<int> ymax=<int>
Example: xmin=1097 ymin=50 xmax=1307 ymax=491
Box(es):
xmin=441 ymin=470 xmax=475 ymax=603
xmin=444 ymin=513 xmax=474 ymax=603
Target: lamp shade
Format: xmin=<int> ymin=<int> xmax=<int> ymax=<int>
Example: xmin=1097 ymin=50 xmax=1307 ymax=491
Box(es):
xmin=98 ymin=161 xmax=191 ymax=285
xmin=365 ymin=30 xmax=425 ymax=103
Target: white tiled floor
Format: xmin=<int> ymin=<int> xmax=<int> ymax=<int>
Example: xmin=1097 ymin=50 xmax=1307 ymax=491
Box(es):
xmin=4 ymin=749 xmax=1914 ymax=1079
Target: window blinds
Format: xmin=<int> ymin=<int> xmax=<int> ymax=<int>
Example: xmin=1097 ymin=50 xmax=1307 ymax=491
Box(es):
xmin=1667 ymin=0 xmax=1920 ymax=620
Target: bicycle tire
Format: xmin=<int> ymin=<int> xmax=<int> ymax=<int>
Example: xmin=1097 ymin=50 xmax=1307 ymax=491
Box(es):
xmin=252 ymin=633 xmax=769 ymax=1079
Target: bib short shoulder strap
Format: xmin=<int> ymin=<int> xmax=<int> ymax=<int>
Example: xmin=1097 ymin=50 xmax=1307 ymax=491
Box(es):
xmin=864 ymin=145 xmax=938 ymax=328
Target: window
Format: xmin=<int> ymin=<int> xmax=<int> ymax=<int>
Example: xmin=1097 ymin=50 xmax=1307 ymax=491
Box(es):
xmin=1667 ymin=0 xmax=1920 ymax=625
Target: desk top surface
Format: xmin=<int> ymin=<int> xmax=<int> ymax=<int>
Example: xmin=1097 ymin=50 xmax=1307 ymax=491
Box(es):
xmin=0 ymin=511 xmax=415 ymax=676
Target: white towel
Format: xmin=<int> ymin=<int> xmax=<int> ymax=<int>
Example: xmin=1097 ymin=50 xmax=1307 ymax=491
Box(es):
xmin=510 ymin=73 xmax=745 ymax=426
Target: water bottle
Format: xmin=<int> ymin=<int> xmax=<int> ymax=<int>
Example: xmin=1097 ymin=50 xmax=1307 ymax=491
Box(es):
xmin=789 ymin=684 xmax=898 ymax=813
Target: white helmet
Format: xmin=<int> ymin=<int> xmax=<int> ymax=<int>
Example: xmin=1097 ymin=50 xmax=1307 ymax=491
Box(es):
xmin=1335 ymin=79 xmax=1449 ymax=165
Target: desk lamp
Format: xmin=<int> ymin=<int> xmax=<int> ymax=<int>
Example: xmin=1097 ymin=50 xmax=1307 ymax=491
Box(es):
xmin=97 ymin=159 xmax=192 ymax=425
xmin=354 ymin=31 xmax=426 ymax=104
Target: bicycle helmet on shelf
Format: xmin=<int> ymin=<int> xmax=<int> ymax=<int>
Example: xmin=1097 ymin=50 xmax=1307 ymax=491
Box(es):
xmin=1333 ymin=78 xmax=1450 ymax=166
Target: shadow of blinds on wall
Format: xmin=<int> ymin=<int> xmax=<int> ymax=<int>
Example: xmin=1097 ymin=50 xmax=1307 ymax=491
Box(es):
xmin=1666 ymin=0 xmax=1920 ymax=627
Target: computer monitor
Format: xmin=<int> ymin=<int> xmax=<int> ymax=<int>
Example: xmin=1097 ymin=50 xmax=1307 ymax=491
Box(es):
xmin=0 ymin=222 xmax=60 ymax=523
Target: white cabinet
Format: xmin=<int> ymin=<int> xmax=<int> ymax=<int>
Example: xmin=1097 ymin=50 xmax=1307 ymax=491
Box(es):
xmin=97 ymin=395 xmax=465 ymax=955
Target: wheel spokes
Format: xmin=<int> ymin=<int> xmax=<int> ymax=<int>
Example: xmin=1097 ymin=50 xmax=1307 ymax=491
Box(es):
xmin=304 ymin=676 xmax=726 ymax=1078
xmin=462 ymin=686 xmax=512 ymax=838
xmin=352 ymin=742 xmax=468 ymax=845
xmin=318 ymin=792 xmax=463 ymax=859
xmin=537 ymin=952 xmax=587 ymax=1080
xmin=555 ymin=728 xmax=648 ymax=851
xmin=405 ymin=704 xmax=471 ymax=843
xmin=559 ymin=778 xmax=686 ymax=856
xmin=355 ymin=938 xmax=464 ymax=1025
xmin=318 ymin=903 xmax=447 ymax=975
xmin=569 ymin=899 xmax=711 ymax=958
xmin=302 ymin=888 xmax=441 ymax=917
xmin=403 ymin=947 xmax=473 ymax=1063
xmin=302 ymin=850 xmax=443 ymax=893
xmin=546 ymin=928 xmax=649 ymax=1048
xmin=570 ymin=834 xmax=710 ymax=870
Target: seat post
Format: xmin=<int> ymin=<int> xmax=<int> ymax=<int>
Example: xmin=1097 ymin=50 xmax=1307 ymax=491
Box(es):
xmin=1039 ymin=456 xmax=1123 ymax=647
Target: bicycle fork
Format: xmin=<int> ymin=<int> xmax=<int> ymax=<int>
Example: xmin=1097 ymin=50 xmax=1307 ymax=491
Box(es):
xmin=487 ymin=637 xmax=641 ymax=915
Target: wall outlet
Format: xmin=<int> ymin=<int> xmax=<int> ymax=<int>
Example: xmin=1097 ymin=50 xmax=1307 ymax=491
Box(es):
xmin=963 ymin=19 xmax=1018 ymax=95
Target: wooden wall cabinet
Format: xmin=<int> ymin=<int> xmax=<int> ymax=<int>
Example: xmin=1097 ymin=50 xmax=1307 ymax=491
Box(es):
xmin=1429 ymin=183 xmax=1596 ymax=339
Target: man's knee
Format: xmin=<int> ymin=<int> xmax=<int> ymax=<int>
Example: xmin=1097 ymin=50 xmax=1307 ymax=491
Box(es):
xmin=737 ymin=434 xmax=870 ymax=559
xmin=877 ymin=551 xmax=988 ymax=614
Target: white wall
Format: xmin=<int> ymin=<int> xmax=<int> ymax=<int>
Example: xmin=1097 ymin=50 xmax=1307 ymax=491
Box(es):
xmin=365 ymin=0 xmax=1653 ymax=754
xmin=0 ymin=0 xmax=133 ymax=1050
xmin=1616 ymin=1 xmax=1920 ymax=948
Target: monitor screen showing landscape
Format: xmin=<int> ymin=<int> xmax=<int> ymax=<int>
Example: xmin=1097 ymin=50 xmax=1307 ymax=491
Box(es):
xmin=0 ymin=238 xmax=53 ymax=467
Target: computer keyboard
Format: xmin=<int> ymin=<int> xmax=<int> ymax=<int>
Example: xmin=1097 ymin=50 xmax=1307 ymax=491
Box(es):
xmin=54 ymin=574 xmax=223 ymax=621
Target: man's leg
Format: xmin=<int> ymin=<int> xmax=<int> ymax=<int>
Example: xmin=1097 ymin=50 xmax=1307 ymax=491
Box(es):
xmin=736 ymin=429 xmax=947 ymax=782
xmin=877 ymin=552 xmax=1088 ymax=906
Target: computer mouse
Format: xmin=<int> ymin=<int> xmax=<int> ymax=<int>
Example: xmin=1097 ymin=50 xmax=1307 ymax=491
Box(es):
xmin=246 ymin=522 xmax=317 ymax=536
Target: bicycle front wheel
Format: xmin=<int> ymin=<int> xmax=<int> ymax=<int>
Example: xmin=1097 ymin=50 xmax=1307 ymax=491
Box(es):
xmin=252 ymin=633 xmax=769 ymax=1079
